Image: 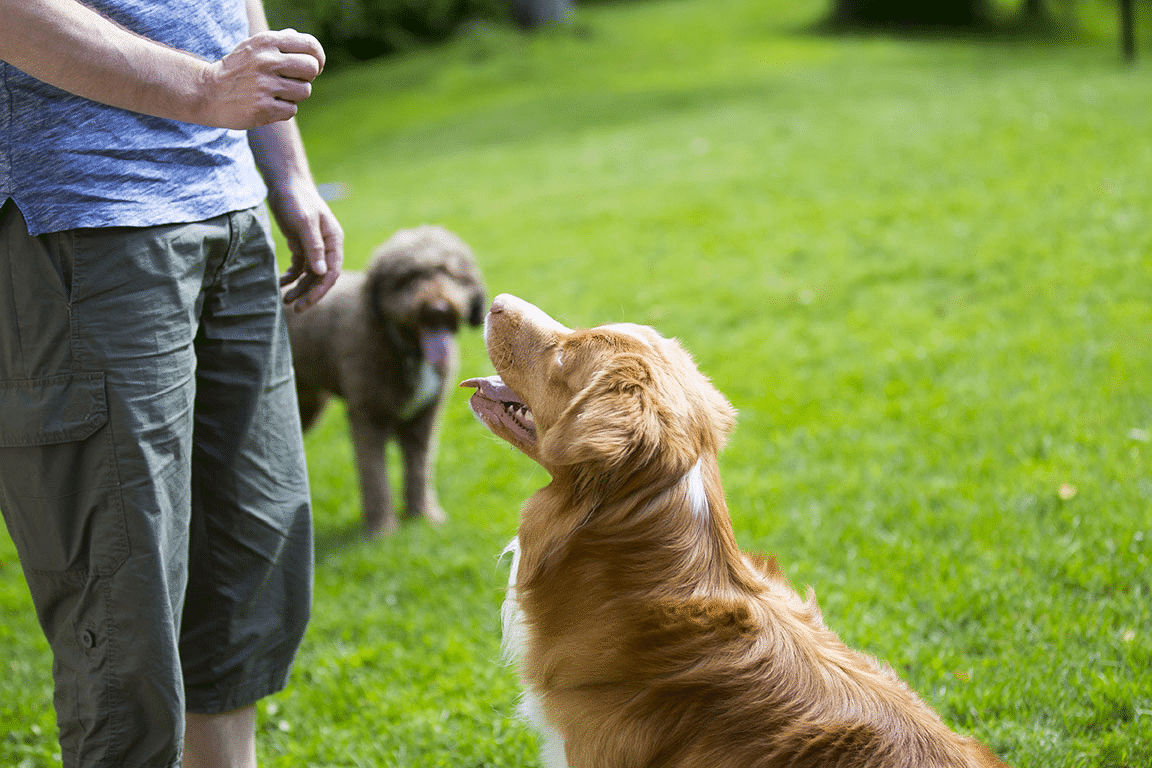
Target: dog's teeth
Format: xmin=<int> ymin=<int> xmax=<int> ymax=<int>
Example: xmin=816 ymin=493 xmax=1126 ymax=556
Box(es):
xmin=502 ymin=401 xmax=534 ymax=427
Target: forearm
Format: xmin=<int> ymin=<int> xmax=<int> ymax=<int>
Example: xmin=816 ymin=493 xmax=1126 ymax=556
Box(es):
xmin=0 ymin=0 xmax=213 ymax=125
xmin=249 ymin=119 xmax=315 ymax=199
xmin=246 ymin=0 xmax=271 ymax=34
xmin=244 ymin=0 xmax=312 ymax=191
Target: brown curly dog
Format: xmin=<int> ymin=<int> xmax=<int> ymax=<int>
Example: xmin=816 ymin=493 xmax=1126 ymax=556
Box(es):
xmin=288 ymin=225 xmax=485 ymax=536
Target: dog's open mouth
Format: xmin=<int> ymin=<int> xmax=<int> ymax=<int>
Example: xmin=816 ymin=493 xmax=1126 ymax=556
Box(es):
xmin=460 ymin=376 xmax=537 ymax=446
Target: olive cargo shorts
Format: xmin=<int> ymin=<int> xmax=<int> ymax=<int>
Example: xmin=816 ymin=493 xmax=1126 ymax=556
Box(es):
xmin=0 ymin=202 xmax=313 ymax=768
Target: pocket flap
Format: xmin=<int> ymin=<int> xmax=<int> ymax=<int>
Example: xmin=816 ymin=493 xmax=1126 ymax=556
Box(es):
xmin=0 ymin=373 xmax=108 ymax=447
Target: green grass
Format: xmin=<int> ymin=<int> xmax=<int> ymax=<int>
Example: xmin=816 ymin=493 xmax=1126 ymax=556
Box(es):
xmin=3 ymin=0 xmax=1152 ymax=765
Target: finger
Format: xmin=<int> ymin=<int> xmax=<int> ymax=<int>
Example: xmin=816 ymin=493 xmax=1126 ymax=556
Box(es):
xmin=273 ymin=78 xmax=312 ymax=104
xmin=279 ymin=263 xmax=303 ymax=287
xmin=322 ymin=218 xmax=345 ymax=273
xmin=288 ymin=275 xmax=323 ymax=312
xmin=276 ymin=52 xmax=322 ymax=83
xmin=301 ymin=225 xmax=330 ymax=277
xmin=304 ymin=265 xmax=341 ymax=307
xmin=283 ymin=259 xmax=339 ymax=312
xmin=252 ymin=95 xmax=298 ymax=126
xmin=281 ymin=273 xmax=312 ymax=307
xmin=265 ymin=29 xmax=325 ymax=72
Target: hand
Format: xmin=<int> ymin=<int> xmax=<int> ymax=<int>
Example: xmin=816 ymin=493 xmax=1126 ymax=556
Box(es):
xmin=200 ymin=29 xmax=325 ymax=129
xmin=270 ymin=180 xmax=344 ymax=312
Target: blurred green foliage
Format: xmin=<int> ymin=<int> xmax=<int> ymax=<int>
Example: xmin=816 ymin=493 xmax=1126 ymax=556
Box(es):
xmin=264 ymin=0 xmax=512 ymax=61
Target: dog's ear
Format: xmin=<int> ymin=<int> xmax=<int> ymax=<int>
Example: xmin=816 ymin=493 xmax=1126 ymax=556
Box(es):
xmin=468 ymin=286 xmax=487 ymax=327
xmin=690 ymin=369 xmax=738 ymax=453
xmin=539 ymin=349 xmax=736 ymax=474
xmin=539 ymin=356 xmax=663 ymax=471
xmin=363 ymin=268 xmax=391 ymax=325
xmin=661 ymin=337 xmax=738 ymax=454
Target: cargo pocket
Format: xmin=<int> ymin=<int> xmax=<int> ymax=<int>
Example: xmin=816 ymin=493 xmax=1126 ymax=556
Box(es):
xmin=0 ymin=372 xmax=129 ymax=575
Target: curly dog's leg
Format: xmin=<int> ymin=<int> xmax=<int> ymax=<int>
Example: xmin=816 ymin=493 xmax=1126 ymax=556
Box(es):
xmin=398 ymin=405 xmax=447 ymax=525
xmin=348 ymin=412 xmax=397 ymax=536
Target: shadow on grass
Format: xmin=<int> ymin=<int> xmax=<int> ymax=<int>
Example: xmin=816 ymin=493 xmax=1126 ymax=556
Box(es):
xmin=312 ymin=512 xmax=456 ymax=567
xmin=366 ymin=80 xmax=784 ymax=162
xmin=805 ymin=9 xmax=1091 ymax=46
xmin=313 ymin=521 xmax=367 ymax=566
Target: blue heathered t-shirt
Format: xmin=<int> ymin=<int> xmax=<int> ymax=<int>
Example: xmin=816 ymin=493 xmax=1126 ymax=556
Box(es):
xmin=0 ymin=0 xmax=267 ymax=236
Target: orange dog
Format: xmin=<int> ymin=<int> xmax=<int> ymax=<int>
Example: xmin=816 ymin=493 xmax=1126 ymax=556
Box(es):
xmin=462 ymin=294 xmax=1008 ymax=768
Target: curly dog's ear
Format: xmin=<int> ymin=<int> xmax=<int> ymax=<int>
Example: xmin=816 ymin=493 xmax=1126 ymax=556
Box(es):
xmin=363 ymin=262 xmax=393 ymax=326
xmin=469 ymin=287 xmax=487 ymax=327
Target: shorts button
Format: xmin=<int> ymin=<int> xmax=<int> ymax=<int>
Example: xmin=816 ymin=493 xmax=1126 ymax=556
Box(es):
xmin=81 ymin=630 xmax=96 ymax=649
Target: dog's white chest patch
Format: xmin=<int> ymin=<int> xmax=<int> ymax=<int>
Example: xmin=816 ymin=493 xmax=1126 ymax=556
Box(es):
xmin=501 ymin=537 xmax=570 ymax=768
xmin=500 ymin=538 xmax=528 ymax=662
xmin=396 ymin=360 xmax=443 ymax=421
xmin=686 ymin=458 xmax=708 ymax=520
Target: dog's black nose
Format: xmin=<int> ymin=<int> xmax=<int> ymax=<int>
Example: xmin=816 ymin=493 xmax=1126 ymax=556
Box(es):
xmin=420 ymin=301 xmax=459 ymax=330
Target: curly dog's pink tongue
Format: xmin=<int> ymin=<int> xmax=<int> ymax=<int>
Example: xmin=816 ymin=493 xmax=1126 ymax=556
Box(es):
xmin=420 ymin=328 xmax=457 ymax=372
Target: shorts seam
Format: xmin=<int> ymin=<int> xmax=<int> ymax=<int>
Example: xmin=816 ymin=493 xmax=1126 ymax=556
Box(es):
xmin=59 ymin=743 xmax=179 ymax=768
xmin=185 ymin=667 xmax=292 ymax=716
xmin=102 ymin=569 xmax=125 ymax=765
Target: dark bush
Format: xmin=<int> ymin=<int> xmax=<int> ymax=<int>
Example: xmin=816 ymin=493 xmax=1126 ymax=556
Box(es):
xmin=265 ymin=0 xmax=512 ymax=61
xmin=831 ymin=0 xmax=992 ymax=26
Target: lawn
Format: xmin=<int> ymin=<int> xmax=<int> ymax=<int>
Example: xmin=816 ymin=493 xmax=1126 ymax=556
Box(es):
xmin=2 ymin=0 xmax=1151 ymax=766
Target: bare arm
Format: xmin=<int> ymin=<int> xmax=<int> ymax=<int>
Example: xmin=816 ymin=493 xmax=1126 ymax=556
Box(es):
xmin=246 ymin=0 xmax=343 ymax=310
xmin=0 ymin=0 xmax=324 ymax=129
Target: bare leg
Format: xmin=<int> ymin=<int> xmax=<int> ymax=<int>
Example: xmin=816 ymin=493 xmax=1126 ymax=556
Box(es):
xmin=184 ymin=705 xmax=257 ymax=768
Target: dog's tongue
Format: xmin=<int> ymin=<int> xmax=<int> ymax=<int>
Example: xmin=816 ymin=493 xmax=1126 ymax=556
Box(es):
xmin=420 ymin=328 xmax=456 ymax=372
xmin=459 ymin=375 xmax=524 ymax=404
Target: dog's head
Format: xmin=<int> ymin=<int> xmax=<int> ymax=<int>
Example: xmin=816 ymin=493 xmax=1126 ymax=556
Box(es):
xmin=365 ymin=225 xmax=486 ymax=371
xmin=463 ymin=295 xmax=736 ymax=493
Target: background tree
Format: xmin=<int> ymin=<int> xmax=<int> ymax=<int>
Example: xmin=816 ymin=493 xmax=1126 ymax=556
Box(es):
xmin=506 ymin=0 xmax=573 ymax=29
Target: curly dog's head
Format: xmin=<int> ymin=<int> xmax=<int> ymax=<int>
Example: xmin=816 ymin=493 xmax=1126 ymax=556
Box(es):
xmin=365 ymin=225 xmax=486 ymax=371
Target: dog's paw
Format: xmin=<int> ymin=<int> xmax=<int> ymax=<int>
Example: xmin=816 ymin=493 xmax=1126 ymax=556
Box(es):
xmin=420 ymin=504 xmax=448 ymax=526
xmin=363 ymin=512 xmax=401 ymax=538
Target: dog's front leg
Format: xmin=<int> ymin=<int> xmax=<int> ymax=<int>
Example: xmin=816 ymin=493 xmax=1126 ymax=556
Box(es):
xmin=348 ymin=412 xmax=397 ymax=537
xmin=397 ymin=407 xmax=447 ymax=525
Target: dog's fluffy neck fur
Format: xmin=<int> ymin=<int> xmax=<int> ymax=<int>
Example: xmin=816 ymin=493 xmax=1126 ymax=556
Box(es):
xmin=506 ymin=449 xmax=1003 ymax=768
xmin=516 ymin=450 xmax=737 ymax=596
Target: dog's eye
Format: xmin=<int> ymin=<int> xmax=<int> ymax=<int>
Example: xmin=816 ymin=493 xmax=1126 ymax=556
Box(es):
xmin=392 ymin=272 xmax=421 ymax=290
